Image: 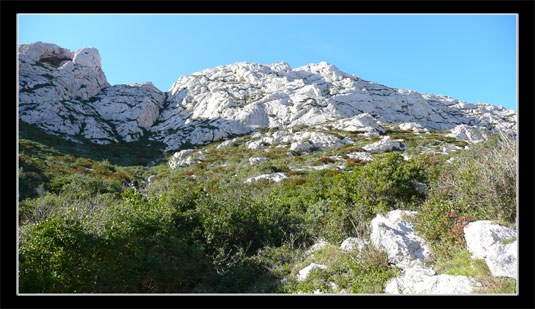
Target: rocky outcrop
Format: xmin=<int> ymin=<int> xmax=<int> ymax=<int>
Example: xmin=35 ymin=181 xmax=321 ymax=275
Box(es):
xmin=464 ymin=221 xmax=517 ymax=279
xmin=297 ymin=263 xmax=327 ymax=281
xmin=285 ymin=131 xmax=352 ymax=153
xmin=305 ymin=239 xmax=329 ymax=254
xmin=169 ymin=149 xmax=205 ymax=169
xmin=19 ymin=42 xmax=517 ymax=151
xmin=447 ymin=124 xmax=491 ymax=143
xmin=370 ymin=210 xmax=431 ymax=269
xmin=245 ymin=173 xmax=288 ymax=183
xmin=249 ymin=157 xmax=270 ymax=165
xmin=398 ymin=122 xmax=427 ymax=133
xmin=363 ymin=136 xmax=405 ymax=153
xmin=340 ymin=237 xmax=366 ymax=252
xmin=384 ymin=265 xmax=480 ymax=294
xmin=347 ymin=152 xmax=374 ymax=161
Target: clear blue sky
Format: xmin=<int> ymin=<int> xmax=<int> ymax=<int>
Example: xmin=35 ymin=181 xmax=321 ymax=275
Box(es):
xmin=18 ymin=14 xmax=517 ymax=110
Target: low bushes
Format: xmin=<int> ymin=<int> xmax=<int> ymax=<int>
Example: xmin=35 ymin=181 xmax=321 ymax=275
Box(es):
xmin=18 ymin=130 xmax=517 ymax=293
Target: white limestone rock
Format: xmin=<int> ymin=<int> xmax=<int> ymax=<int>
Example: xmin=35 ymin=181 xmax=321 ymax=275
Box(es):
xmin=90 ymin=82 xmax=165 ymax=141
xmin=306 ymin=239 xmax=329 ymax=255
xmin=249 ymin=157 xmax=270 ymax=165
xmin=447 ymin=124 xmax=490 ymax=143
xmin=328 ymin=113 xmax=385 ymax=133
xmin=370 ymin=210 xmax=431 ymax=269
xmin=172 ymin=149 xmax=195 ymax=160
xmin=347 ymin=152 xmax=374 ymax=161
xmin=247 ymin=139 xmax=268 ymax=150
xmin=363 ymin=136 xmax=404 ymax=153
xmin=398 ymin=122 xmax=427 ymax=133
xmin=286 ymin=131 xmax=350 ymax=153
xmin=217 ymin=137 xmax=243 ymax=149
xmin=464 ymin=221 xmax=517 ymax=279
xmin=297 ymin=263 xmax=328 ymax=281
xmin=245 ymin=173 xmax=288 ymax=183
xmin=340 ymin=237 xmax=366 ymax=252
xmin=169 ymin=149 xmax=205 ymax=169
xmin=289 ymin=165 xmax=333 ymax=172
xmin=384 ymin=265 xmax=479 ymax=294
xmin=19 ymin=42 xmax=517 ymax=150
xmin=147 ymin=175 xmax=157 ymax=184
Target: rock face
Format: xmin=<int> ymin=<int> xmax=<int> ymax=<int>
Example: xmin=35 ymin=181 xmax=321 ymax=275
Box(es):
xmin=326 ymin=113 xmax=385 ymax=133
xmin=384 ymin=265 xmax=479 ymax=294
xmin=19 ymin=42 xmax=517 ymax=151
xmin=370 ymin=210 xmax=431 ymax=269
xmin=464 ymin=221 xmax=517 ymax=279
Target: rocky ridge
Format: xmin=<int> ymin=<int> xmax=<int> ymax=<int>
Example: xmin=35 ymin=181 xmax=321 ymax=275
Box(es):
xmin=19 ymin=42 xmax=517 ymax=151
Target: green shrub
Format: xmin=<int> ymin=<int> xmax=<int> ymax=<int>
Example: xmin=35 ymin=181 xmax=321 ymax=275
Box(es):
xmin=432 ymin=133 xmax=516 ymax=225
xmin=19 ymin=216 xmax=100 ymax=293
xmin=323 ymin=152 xmax=427 ymax=241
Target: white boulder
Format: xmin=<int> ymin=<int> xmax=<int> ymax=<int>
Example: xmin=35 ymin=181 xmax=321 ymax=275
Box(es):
xmin=306 ymin=239 xmax=329 ymax=255
xmin=398 ymin=122 xmax=427 ymax=133
xmin=370 ymin=210 xmax=431 ymax=269
xmin=363 ymin=136 xmax=404 ymax=153
xmin=249 ymin=157 xmax=270 ymax=165
xmin=447 ymin=124 xmax=490 ymax=143
xmin=463 ymin=221 xmax=517 ymax=279
xmin=245 ymin=173 xmax=288 ymax=183
xmin=297 ymin=263 xmax=328 ymax=281
xmin=384 ymin=265 xmax=479 ymax=294
xmin=172 ymin=149 xmax=195 ymax=160
xmin=346 ymin=152 xmax=374 ymax=161
xmin=340 ymin=237 xmax=366 ymax=252
xmin=329 ymin=113 xmax=385 ymax=133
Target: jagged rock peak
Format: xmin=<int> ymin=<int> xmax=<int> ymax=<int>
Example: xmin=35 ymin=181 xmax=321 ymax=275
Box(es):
xmin=18 ymin=41 xmax=517 ymax=151
xmin=19 ymin=41 xmax=104 ymax=72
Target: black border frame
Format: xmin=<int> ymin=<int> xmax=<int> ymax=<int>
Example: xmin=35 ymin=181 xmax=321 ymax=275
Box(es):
xmin=2 ymin=1 xmax=534 ymax=308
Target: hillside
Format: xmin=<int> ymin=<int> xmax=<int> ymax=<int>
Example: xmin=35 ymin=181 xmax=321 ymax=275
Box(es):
xmin=17 ymin=42 xmax=518 ymax=294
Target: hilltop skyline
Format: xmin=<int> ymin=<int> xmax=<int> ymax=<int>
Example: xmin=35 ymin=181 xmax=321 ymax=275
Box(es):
xmin=18 ymin=14 xmax=517 ymax=110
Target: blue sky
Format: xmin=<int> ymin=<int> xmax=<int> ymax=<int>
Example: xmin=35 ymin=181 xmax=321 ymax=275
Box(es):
xmin=18 ymin=14 xmax=517 ymax=110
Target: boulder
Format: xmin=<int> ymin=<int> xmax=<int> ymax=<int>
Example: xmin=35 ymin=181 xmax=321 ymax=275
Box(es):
xmin=147 ymin=175 xmax=157 ymax=184
xmin=245 ymin=173 xmax=288 ymax=183
xmin=370 ymin=210 xmax=431 ymax=269
xmin=249 ymin=157 xmax=270 ymax=165
xmin=306 ymin=238 xmax=329 ymax=255
xmin=446 ymin=124 xmax=490 ymax=143
xmin=398 ymin=122 xmax=427 ymax=133
xmin=463 ymin=221 xmax=517 ymax=279
xmin=346 ymin=152 xmax=374 ymax=161
xmin=340 ymin=237 xmax=366 ymax=252
xmin=169 ymin=150 xmax=205 ymax=169
xmin=384 ymin=265 xmax=479 ymax=294
xmin=297 ymin=263 xmax=328 ymax=281
xmin=363 ymin=136 xmax=404 ymax=153
xmin=172 ymin=149 xmax=195 ymax=160
xmin=290 ymin=141 xmax=314 ymax=152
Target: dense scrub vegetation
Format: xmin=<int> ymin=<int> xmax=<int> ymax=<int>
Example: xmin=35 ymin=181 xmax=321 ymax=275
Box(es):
xmin=18 ymin=124 xmax=517 ymax=293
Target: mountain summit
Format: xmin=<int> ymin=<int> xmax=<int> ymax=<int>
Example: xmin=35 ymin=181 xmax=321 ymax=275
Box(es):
xmin=18 ymin=42 xmax=517 ymax=151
